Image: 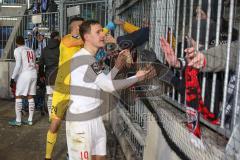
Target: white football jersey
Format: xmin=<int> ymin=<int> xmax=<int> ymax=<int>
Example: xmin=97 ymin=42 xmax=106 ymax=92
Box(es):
xmin=11 ymin=46 xmax=37 ymax=79
xmin=69 ymin=48 xmax=138 ymax=114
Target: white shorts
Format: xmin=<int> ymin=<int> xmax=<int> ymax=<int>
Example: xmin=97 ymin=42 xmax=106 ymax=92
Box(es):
xmin=16 ymin=72 xmax=37 ymax=96
xmin=66 ymin=117 xmax=106 ymax=160
xmin=46 ymin=85 xmax=54 ymax=95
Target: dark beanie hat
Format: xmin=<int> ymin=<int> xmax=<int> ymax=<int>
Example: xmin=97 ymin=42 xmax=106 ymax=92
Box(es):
xmin=117 ymin=27 xmax=149 ymax=49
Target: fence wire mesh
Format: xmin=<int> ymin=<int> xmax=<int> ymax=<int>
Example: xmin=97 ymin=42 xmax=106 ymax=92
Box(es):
xmin=111 ymin=0 xmax=240 ymax=159
xmin=0 ymin=12 xmax=59 ymax=59
xmin=60 ymin=0 xmax=107 ymax=35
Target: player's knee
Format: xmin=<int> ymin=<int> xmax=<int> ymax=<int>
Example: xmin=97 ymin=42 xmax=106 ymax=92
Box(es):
xmin=49 ymin=125 xmax=59 ymax=133
xmin=49 ymin=119 xmax=61 ymax=133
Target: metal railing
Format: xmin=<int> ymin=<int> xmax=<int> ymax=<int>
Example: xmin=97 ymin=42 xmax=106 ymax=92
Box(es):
xmin=111 ymin=0 xmax=240 ymax=159
xmin=113 ymin=1 xmax=152 ymax=159
xmin=0 ymin=0 xmax=27 ymax=4
xmin=0 ymin=12 xmax=60 ymax=59
xmin=59 ymin=0 xmax=107 ymax=35
xmin=22 ymin=0 xmax=239 ymax=159
xmin=117 ymin=101 xmax=147 ymax=159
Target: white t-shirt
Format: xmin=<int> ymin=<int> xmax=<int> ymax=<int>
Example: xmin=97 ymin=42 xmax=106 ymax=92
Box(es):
xmin=69 ymin=48 xmax=138 ymax=114
xmin=11 ymin=46 xmax=37 ymax=79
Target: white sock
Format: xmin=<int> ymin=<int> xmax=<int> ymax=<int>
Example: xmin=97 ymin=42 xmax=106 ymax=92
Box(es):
xmin=47 ymin=95 xmax=52 ymax=118
xmin=15 ymin=99 xmax=22 ymax=123
xmin=28 ymin=98 xmax=35 ymax=122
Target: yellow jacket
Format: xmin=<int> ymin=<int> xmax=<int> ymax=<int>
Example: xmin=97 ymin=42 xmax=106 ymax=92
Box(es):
xmin=122 ymin=21 xmax=140 ymax=33
xmin=103 ymin=21 xmax=140 ymax=34
xmin=122 ymin=22 xmax=176 ymax=50
xmin=52 ymin=34 xmax=83 ymax=108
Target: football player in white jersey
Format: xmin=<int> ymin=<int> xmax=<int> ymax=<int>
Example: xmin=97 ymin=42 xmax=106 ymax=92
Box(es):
xmin=66 ymin=20 xmax=156 ymax=160
xmin=9 ymin=36 xmax=37 ymax=126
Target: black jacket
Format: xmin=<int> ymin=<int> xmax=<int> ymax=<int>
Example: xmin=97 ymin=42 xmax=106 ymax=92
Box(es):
xmin=48 ymin=0 xmax=58 ymax=12
xmin=117 ymin=27 xmax=149 ymax=49
xmin=39 ymin=39 xmax=60 ymax=85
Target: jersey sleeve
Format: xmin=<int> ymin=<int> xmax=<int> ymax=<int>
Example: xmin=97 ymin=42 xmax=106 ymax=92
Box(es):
xmin=85 ymin=62 xmax=138 ymax=93
xmin=96 ymin=74 xmax=138 ymax=93
xmin=106 ymin=66 xmax=119 ymax=80
xmin=122 ymin=21 xmax=140 ymax=33
xmin=11 ymin=49 xmax=22 ymax=79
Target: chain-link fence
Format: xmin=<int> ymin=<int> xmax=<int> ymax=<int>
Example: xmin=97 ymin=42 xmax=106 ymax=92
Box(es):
xmin=0 ymin=12 xmax=59 ymax=59
xmin=3 ymin=0 xmax=238 ymax=159
xmin=59 ymin=0 xmax=108 ymax=35
xmin=110 ymin=0 xmax=240 ymax=159
xmin=0 ymin=0 xmax=27 ymax=5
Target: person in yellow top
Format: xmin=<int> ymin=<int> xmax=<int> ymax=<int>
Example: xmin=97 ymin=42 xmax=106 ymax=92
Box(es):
xmin=45 ymin=17 xmax=85 ymax=160
xmin=114 ymin=18 xmax=140 ymax=33
xmin=114 ymin=18 xmax=176 ymax=50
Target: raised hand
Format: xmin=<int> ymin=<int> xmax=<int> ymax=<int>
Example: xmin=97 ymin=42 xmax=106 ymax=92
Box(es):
xmin=115 ymin=49 xmax=132 ymax=70
xmin=114 ymin=18 xmax=125 ymax=25
xmin=136 ymin=65 xmax=156 ymax=81
xmin=105 ymin=34 xmax=117 ymax=44
xmin=184 ymin=47 xmax=195 ymax=61
xmin=185 ymin=47 xmax=206 ymax=69
xmin=160 ymin=37 xmax=180 ymax=68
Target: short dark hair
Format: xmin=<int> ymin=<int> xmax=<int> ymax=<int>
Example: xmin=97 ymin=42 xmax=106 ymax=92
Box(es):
xmin=69 ymin=16 xmax=85 ymax=24
xmin=50 ymin=31 xmax=59 ymax=39
xmin=79 ymin=20 xmax=100 ymax=41
xmin=16 ymin=36 xmax=25 ymax=45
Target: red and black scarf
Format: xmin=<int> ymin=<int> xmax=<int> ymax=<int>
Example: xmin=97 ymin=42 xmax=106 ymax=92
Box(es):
xmin=185 ymin=66 xmax=219 ymax=138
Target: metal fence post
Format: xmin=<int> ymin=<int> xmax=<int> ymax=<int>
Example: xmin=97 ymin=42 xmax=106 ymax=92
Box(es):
xmin=220 ymin=0 xmax=235 ymax=129
xmin=232 ymin=23 xmax=240 ymax=129
xmin=59 ymin=0 xmax=65 ymax=36
xmin=27 ymin=0 xmax=30 ymax=9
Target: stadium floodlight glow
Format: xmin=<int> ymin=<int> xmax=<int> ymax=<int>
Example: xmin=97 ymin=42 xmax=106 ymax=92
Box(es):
xmin=1 ymin=5 xmax=22 ymax=8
